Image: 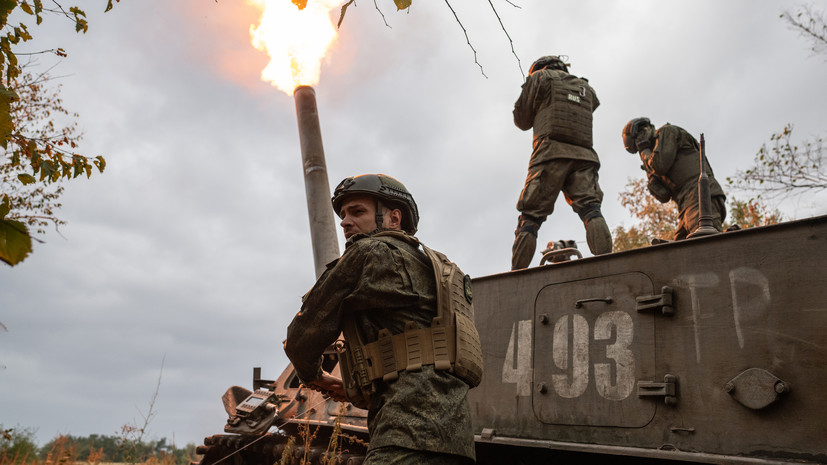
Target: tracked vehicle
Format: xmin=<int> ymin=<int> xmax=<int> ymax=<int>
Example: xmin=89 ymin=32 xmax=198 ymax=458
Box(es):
xmin=195 ymin=214 xmax=827 ymax=465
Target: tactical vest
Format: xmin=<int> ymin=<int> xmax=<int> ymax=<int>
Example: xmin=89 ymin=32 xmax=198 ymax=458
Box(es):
xmin=534 ymin=70 xmax=595 ymax=148
xmin=338 ymin=232 xmax=484 ymax=409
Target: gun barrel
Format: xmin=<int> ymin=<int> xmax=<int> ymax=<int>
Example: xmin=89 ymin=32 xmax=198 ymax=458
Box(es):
xmin=294 ymin=85 xmax=341 ymax=278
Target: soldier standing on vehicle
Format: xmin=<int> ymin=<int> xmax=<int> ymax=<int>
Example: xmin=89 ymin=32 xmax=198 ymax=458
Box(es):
xmin=622 ymin=118 xmax=727 ymax=240
xmin=511 ymin=55 xmax=612 ymax=270
xmin=284 ymin=174 xmax=482 ymax=465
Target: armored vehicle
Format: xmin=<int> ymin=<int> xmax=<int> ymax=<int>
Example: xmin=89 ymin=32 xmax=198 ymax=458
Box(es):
xmin=195 ymin=214 xmax=827 ymax=465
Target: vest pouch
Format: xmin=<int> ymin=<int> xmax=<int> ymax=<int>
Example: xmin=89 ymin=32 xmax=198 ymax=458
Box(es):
xmin=337 ymin=339 xmax=371 ymax=410
xmin=453 ymin=311 xmax=483 ymax=387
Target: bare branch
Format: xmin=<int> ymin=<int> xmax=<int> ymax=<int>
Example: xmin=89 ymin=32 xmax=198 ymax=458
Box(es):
xmin=780 ymin=4 xmax=827 ymax=57
xmin=136 ymin=354 xmax=165 ymax=443
xmin=374 ymin=0 xmax=391 ymax=28
xmin=487 ymin=0 xmax=524 ymax=79
xmin=727 ymin=124 xmax=827 ymax=199
xmin=444 ymin=0 xmax=487 ymax=78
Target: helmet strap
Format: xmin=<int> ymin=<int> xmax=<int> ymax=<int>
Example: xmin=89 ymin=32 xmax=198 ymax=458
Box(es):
xmin=374 ymin=199 xmax=384 ymax=230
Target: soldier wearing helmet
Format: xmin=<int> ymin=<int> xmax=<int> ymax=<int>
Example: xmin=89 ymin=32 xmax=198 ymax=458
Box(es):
xmin=511 ymin=55 xmax=612 ymax=270
xmin=285 ymin=174 xmax=480 ymax=465
xmin=622 ymin=118 xmax=727 ymax=240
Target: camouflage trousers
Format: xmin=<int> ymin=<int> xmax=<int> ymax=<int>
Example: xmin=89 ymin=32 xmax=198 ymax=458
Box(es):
xmin=512 ymin=159 xmax=611 ymax=268
xmin=364 ymin=446 xmax=475 ymax=465
xmin=516 ymin=158 xmax=604 ymax=220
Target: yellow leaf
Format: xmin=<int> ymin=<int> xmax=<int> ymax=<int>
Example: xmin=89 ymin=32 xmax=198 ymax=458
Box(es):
xmin=0 ymin=82 xmax=18 ymax=150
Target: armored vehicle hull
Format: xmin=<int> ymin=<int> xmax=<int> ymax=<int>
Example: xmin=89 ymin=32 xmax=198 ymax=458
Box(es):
xmin=197 ymin=215 xmax=827 ymax=465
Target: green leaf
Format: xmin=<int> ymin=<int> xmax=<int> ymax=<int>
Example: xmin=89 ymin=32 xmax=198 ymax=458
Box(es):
xmin=0 ymin=194 xmax=9 ymax=218
xmin=31 ymin=149 xmax=40 ymax=170
xmin=39 ymin=159 xmax=55 ymax=181
xmin=394 ymin=0 xmax=412 ymax=10
xmin=70 ymin=7 xmax=89 ymax=33
xmin=17 ymin=173 xmax=35 ymax=185
xmin=72 ymin=155 xmax=83 ymax=178
xmin=95 ymin=155 xmax=106 ymax=172
xmin=0 ymin=81 xmax=18 ymax=150
xmin=0 ymin=0 xmax=16 ymax=25
xmin=0 ymin=196 xmax=33 ymax=266
xmin=0 ymin=218 xmax=33 ymax=266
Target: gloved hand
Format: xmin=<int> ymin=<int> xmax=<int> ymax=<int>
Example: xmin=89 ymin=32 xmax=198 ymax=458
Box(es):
xmin=636 ymin=138 xmax=653 ymax=152
xmin=647 ymin=177 xmax=671 ymax=203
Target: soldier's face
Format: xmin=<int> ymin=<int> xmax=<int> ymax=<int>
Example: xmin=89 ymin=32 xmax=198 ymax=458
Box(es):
xmin=339 ymin=195 xmax=380 ymax=239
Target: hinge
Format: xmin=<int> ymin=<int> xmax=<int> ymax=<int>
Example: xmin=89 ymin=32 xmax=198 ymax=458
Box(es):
xmin=638 ymin=374 xmax=678 ymax=406
xmin=480 ymin=428 xmax=496 ymax=440
xmin=636 ymin=286 xmax=674 ymax=316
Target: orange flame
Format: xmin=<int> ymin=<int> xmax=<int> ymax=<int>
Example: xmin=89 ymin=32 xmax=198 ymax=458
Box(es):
xmin=247 ymin=0 xmax=343 ymax=96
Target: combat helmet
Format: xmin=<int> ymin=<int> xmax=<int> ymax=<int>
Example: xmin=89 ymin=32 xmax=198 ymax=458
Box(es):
xmin=529 ymin=55 xmax=569 ymax=74
xmin=622 ymin=117 xmax=652 ymax=153
xmin=332 ymin=174 xmax=420 ymax=234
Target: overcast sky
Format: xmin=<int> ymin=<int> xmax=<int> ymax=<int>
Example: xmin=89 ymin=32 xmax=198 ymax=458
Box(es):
xmin=2 ymin=0 xmax=826 ymax=448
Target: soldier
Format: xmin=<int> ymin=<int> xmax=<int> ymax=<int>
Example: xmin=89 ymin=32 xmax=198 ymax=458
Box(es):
xmin=511 ymin=55 xmax=612 ymax=270
xmin=284 ymin=174 xmax=481 ymax=465
xmin=622 ymin=117 xmax=727 ymax=240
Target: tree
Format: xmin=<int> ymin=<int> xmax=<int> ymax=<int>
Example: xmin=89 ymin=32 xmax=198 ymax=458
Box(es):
xmin=729 ymin=6 xmax=827 ymax=203
xmin=726 ymin=124 xmax=826 ymax=199
xmin=0 ymin=425 xmax=39 ymax=464
xmin=0 ymin=1 xmax=119 ymax=266
xmin=613 ymin=179 xmax=783 ymax=252
xmin=37 ymin=433 xmax=197 ymax=465
xmin=2 ymin=66 xmax=83 ymax=234
xmin=780 ymin=4 xmax=827 ymax=57
xmin=611 ymin=178 xmax=678 ymax=252
xmin=726 ymin=197 xmax=784 ymax=229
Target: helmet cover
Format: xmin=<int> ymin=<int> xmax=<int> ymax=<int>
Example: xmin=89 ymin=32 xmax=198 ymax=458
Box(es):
xmin=529 ymin=55 xmax=569 ymax=74
xmin=622 ymin=117 xmax=652 ymax=153
xmin=332 ymin=174 xmax=420 ymax=234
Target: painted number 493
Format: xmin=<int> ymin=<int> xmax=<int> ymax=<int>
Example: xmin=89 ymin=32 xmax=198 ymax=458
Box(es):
xmin=503 ymin=311 xmax=635 ymax=401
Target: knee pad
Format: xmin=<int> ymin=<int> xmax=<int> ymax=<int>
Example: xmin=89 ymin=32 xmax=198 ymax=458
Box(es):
xmin=578 ymin=204 xmax=603 ymax=224
xmin=516 ymin=214 xmax=542 ymax=236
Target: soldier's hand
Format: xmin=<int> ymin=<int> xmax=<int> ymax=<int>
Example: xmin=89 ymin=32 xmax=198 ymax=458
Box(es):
xmin=305 ymin=372 xmax=347 ymax=403
xmin=636 ymin=137 xmax=653 ymax=153
xmin=647 ymin=178 xmax=671 ymax=203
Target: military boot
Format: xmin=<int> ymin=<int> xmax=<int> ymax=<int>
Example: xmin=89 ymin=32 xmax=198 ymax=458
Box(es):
xmin=585 ymin=216 xmax=612 ymax=255
xmin=512 ymin=231 xmax=537 ymax=270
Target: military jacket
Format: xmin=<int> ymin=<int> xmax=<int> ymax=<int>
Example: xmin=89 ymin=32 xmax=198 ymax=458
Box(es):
xmin=513 ymin=68 xmax=600 ymax=166
xmin=640 ymin=124 xmax=725 ymax=201
xmin=284 ymin=231 xmax=475 ymax=460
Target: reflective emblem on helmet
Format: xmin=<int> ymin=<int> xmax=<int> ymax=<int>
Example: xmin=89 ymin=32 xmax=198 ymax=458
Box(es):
xmin=567 ymin=94 xmax=581 ymax=103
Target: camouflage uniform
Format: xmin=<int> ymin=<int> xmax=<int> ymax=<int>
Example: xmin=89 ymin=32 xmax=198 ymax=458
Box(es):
xmin=285 ymin=231 xmax=475 ymax=465
xmin=638 ymin=124 xmax=727 ymax=240
xmin=512 ymin=66 xmax=611 ymax=269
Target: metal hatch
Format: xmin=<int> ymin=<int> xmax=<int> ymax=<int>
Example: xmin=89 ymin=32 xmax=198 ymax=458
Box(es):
xmin=532 ymin=272 xmax=657 ymax=427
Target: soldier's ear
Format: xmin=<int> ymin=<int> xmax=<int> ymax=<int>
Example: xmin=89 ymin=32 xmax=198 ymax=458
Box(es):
xmin=386 ymin=208 xmax=403 ymax=230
